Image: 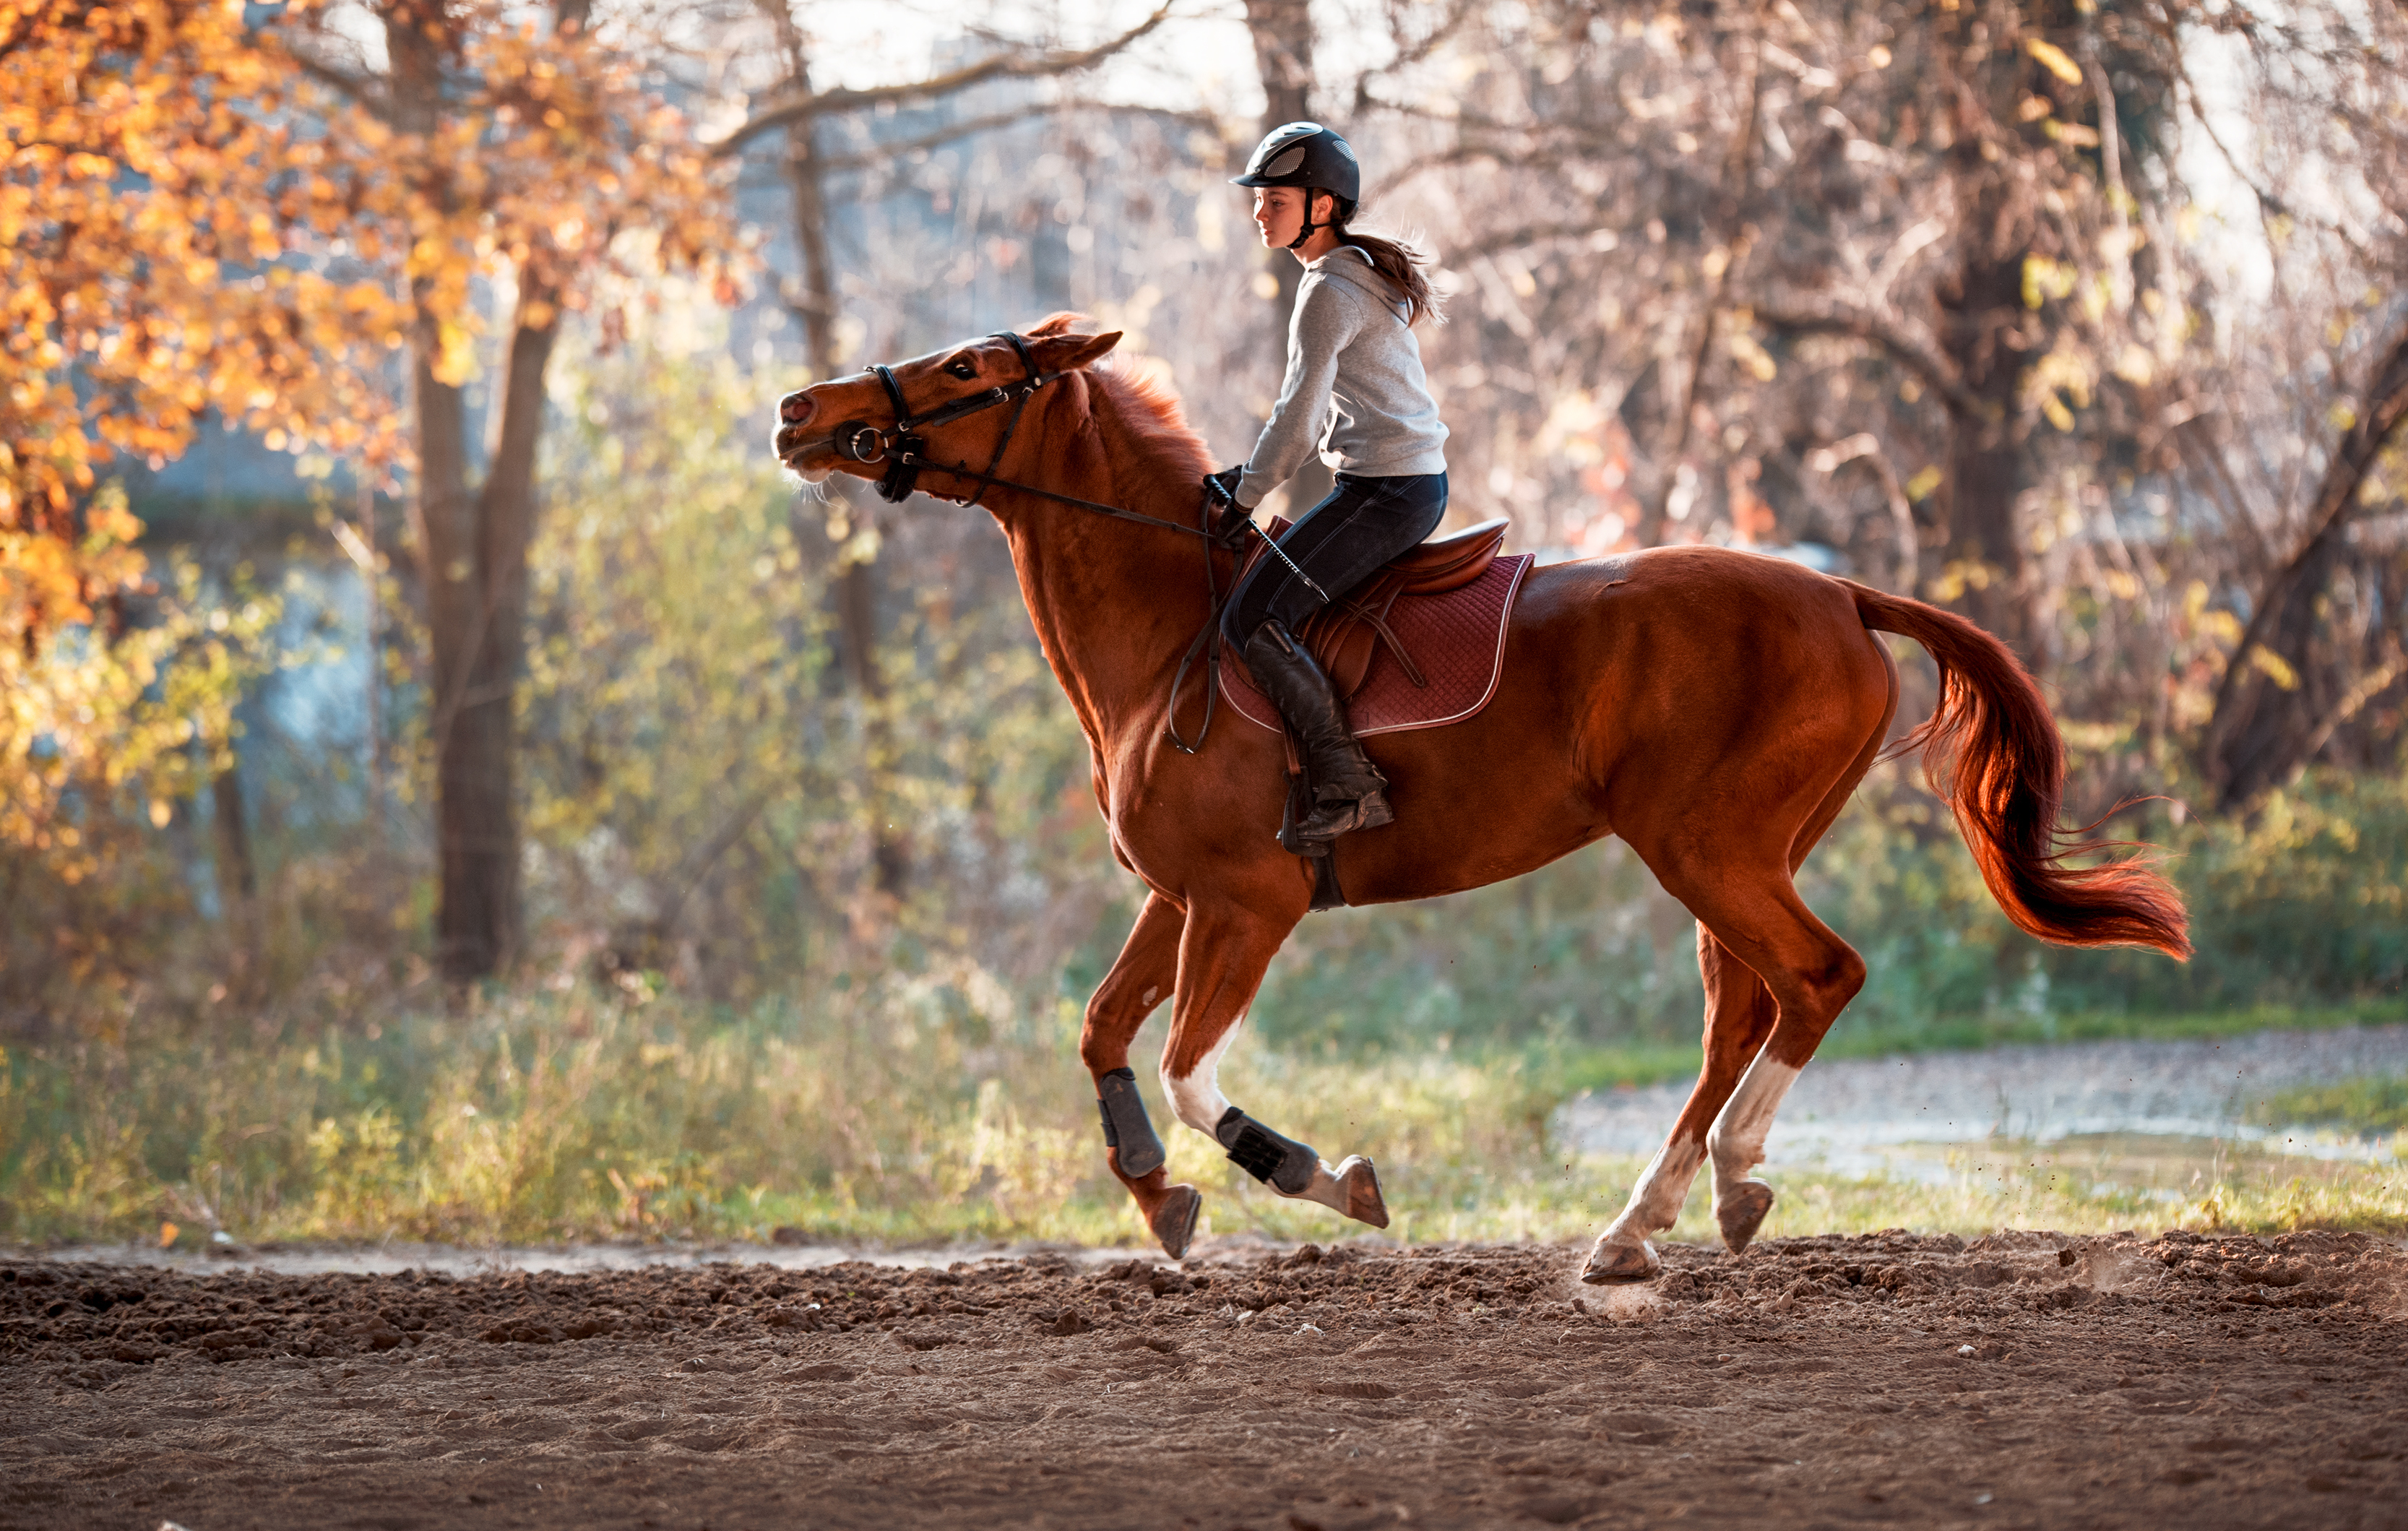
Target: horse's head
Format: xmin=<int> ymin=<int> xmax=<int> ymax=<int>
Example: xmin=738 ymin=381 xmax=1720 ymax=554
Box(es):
xmin=773 ymin=316 xmax=1121 ymax=501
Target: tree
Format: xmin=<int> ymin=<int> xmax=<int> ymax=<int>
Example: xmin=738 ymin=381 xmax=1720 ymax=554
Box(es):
xmin=0 ymin=0 xmax=400 ymax=879
xmin=293 ymin=0 xmax=735 ymax=978
xmin=2201 ymin=321 xmax=2408 ymax=808
xmin=712 ymin=0 xmax=1170 ymax=914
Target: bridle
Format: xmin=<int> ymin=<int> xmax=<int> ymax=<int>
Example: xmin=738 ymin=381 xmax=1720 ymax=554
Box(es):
xmin=823 ymin=332 xmax=1214 ymax=548
xmin=798 ymin=329 xmax=1241 ymax=751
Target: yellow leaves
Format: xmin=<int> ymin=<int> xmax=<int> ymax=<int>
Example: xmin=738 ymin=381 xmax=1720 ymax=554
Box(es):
xmin=2021 ymin=254 xmax=2079 ymax=309
xmin=2024 ymin=346 xmax=2094 ymax=433
xmin=2025 ymin=37 xmax=2084 ymax=86
xmin=1903 ymin=465 xmax=1943 ymax=502
xmin=2247 ymin=645 xmax=2301 ymax=691
xmin=1724 ymin=313 xmax=1778 ymax=381
xmin=433 ymin=321 xmax=478 ymax=387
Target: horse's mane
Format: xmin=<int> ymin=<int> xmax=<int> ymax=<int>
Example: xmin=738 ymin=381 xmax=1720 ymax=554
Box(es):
xmin=1028 ymin=311 xmax=1214 ymax=478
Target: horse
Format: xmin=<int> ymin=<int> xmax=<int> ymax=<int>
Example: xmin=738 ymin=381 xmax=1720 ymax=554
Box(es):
xmin=772 ymin=315 xmax=2190 ymax=1283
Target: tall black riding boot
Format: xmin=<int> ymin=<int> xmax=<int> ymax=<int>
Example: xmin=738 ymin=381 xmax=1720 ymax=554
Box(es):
xmin=1243 ymin=620 xmax=1394 ymax=840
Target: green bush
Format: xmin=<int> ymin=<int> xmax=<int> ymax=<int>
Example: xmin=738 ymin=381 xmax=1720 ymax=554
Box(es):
xmin=1224 ymin=765 xmax=2407 ymax=1056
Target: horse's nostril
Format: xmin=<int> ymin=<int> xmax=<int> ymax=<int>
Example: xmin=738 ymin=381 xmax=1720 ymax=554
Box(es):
xmin=781 ymin=394 xmax=814 ymax=426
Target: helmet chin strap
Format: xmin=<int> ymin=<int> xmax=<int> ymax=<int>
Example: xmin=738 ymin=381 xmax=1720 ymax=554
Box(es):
xmin=1286 ymin=188 xmax=1334 ymax=251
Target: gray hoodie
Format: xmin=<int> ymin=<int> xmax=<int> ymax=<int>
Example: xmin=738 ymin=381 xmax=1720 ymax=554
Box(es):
xmin=1235 ymin=246 xmax=1449 ymax=509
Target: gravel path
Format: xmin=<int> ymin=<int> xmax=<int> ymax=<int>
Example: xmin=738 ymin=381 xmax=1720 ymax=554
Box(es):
xmin=1558 ymin=1024 xmax=2408 ymax=1170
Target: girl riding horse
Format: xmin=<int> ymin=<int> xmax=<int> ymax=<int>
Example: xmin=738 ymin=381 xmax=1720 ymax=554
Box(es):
xmin=1208 ymin=122 xmax=1449 ymax=844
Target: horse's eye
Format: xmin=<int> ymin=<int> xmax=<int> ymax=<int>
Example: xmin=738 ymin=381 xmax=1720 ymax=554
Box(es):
xmin=946 ymin=358 xmax=977 ymax=379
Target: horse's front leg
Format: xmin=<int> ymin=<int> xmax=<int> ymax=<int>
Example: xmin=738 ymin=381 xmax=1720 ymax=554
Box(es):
xmin=1161 ymin=899 xmax=1389 ymax=1231
xmin=1080 ymin=891 xmax=1203 ymax=1257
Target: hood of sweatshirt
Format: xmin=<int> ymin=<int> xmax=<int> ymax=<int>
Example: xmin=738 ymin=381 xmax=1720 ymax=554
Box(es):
xmin=1308 ymin=246 xmax=1405 ymax=316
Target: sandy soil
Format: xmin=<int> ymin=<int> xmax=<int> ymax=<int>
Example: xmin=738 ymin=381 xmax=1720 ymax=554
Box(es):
xmin=6 ymin=1232 xmax=2406 ymax=1530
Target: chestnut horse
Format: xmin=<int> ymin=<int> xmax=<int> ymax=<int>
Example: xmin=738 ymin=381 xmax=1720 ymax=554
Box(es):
xmin=773 ymin=316 xmax=2188 ymax=1282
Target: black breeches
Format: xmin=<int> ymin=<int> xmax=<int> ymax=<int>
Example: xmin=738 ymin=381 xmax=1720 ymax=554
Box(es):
xmin=1220 ymin=472 xmax=1449 ymax=648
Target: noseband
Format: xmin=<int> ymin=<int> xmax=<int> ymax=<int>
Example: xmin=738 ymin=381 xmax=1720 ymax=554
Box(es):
xmin=828 ymin=331 xmax=1060 ymax=506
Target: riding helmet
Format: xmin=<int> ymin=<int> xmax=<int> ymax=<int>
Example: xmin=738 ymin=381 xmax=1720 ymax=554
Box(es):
xmin=1231 ymin=121 xmax=1360 ymax=204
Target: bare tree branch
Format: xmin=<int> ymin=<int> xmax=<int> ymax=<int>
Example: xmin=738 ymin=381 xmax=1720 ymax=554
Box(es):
xmin=816 ymin=100 xmax=1220 ymax=173
xmin=1756 ymin=299 xmax=1989 ymax=421
xmin=710 ymin=3 xmax=1175 ymax=157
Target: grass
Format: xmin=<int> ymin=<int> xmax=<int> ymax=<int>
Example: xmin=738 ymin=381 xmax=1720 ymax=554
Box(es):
xmin=2246 ymin=1075 xmax=2408 ymax=1139
xmin=4 ymin=982 xmax=2401 ymax=1255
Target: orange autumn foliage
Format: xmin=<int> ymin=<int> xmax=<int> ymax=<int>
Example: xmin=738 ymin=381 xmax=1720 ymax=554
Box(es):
xmin=0 ymin=0 xmax=407 ymax=641
xmin=0 ymin=0 xmax=734 ymax=888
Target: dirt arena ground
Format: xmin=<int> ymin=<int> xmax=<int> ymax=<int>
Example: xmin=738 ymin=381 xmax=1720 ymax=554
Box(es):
xmin=6 ymin=1230 xmax=2405 ymax=1530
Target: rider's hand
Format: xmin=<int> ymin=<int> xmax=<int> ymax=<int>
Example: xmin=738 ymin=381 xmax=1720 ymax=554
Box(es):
xmin=1202 ymin=465 xmax=1253 ymax=544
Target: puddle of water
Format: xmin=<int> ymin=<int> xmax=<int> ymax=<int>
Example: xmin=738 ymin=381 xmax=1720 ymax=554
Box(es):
xmin=1772 ymin=1129 xmax=2404 ymax=1197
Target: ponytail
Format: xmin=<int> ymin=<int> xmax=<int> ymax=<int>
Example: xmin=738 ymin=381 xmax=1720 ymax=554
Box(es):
xmin=1322 ymin=198 xmax=1436 ymax=329
xmin=1341 ymin=229 xmax=1442 ymax=327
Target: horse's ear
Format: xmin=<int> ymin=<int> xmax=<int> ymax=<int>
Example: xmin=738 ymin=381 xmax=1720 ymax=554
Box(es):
xmin=1037 ymin=329 xmax=1121 ymax=372
xmin=1025 ymin=311 xmax=1086 ymax=338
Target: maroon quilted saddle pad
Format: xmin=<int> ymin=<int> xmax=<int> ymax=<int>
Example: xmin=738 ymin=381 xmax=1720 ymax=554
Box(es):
xmin=1222 ymin=519 xmax=1535 ymax=738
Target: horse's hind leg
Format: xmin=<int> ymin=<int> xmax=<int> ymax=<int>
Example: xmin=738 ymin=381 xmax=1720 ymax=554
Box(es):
xmin=1585 ymin=639 xmax=1896 ymax=1282
xmin=1161 ymin=899 xmax=1389 ymax=1230
xmin=1659 ymin=866 xmax=1865 ymax=1257
xmin=1081 ymin=892 xmax=1204 ymax=1257
xmin=1584 ymin=930 xmax=1779 ymax=1282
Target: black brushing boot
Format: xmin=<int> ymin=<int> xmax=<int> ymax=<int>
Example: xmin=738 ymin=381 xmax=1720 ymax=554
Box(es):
xmin=1243 ymin=620 xmax=1394 ymax=841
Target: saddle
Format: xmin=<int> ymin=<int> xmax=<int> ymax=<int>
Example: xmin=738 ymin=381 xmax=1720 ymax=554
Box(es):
xmin=1245 ymin=517 xmax=1510 ymax=697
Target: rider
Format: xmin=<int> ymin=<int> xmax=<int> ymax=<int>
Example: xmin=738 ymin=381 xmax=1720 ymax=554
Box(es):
xmin=1205 ymin=121 xmax=1449 ymax=842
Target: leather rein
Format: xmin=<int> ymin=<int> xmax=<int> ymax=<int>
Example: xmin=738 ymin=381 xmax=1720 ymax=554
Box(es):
xmin=798 ymin=329 xmax=1232 ymax=753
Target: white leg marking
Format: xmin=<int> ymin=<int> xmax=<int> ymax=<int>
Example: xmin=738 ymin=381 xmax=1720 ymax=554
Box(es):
xmin=1162 ymin=1014 xmax=1241 ymax=1134
xmin=1600 ymin=1137 xmax=1706 ymax=1247
xmin=1141 ymin=986 xmax=1160 ymax=1007
xmin=1707 ymin=1053 xmax=1803 ymax=1198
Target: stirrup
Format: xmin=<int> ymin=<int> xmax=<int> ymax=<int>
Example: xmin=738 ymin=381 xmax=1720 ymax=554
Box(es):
xmin=1294 ymin=786 xmax=1391 ymax=841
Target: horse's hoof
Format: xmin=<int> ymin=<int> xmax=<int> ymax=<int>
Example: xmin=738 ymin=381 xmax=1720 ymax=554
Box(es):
xmin=1150 ymin=1184 xmax=1202 ymax=1259
xmin=1333 ymin=1155 xmax=1389 ymax=1229
xmin=1579 ymin=1238 xmax=1661 ymax=1285
xmin=1716 ymin=1179 xmax=1777 ymax=1254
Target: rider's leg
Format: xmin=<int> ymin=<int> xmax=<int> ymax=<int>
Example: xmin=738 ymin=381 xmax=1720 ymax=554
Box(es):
xmin=1221 ymin=473 xmax=1448 ymax=840
xmin=1241 ymin=621 xmax=1393 ymax=837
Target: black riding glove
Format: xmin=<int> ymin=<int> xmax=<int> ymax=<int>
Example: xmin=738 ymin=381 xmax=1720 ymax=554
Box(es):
xmin=1202 ymin=465 xmax=1253 ymax=545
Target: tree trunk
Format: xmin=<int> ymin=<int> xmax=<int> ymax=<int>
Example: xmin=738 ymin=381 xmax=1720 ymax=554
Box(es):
xmin=1638 ymin=18 xmax=1763 ymax=548
xmin=782 ymin=65 xmax=907 ymax=901
xmin=439 ymin=281 xmax=560 ymax=978
xmin=1930 ymin=106 xmax=2046 ymax=670
xmin=212 ymin=751 xmax=258 ymax=993
xmin=2202 ymin=317 xmax=2408 ymax=810
xmin=1934 ymin=242 xmax=2034 ymax=662
xmin=386 ymin=0 xmax=569 ymax=979
xmin=1242 ymin=0 xmax=1331 ymax=519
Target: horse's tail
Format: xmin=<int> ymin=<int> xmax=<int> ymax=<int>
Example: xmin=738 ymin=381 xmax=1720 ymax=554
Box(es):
xmin=1848 ymin=583 xmax=2191 ymax=958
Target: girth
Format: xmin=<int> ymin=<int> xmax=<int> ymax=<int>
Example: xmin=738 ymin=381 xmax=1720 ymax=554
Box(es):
xmin=1239 ymin=517 xmax=1509 ymax=699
